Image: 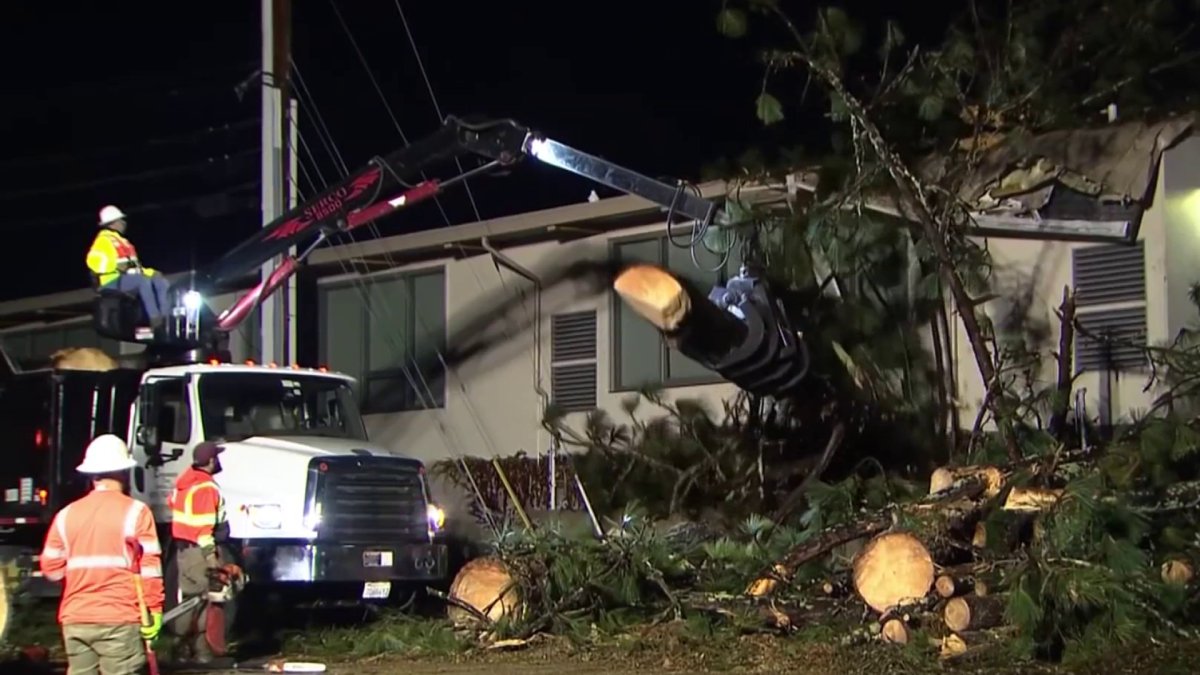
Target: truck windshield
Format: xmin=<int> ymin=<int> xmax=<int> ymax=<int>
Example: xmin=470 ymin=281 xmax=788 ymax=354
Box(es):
xmin=197 ymin=373 xmax=368 ymax=442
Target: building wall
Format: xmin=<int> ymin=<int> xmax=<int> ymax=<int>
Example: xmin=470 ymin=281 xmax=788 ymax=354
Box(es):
xmin=315 ymin=221 xmax=744 ymax=473
xmin=948 ymin=140 xmax=1200 ymax=426
xmin=0 ymin=290 xmax=260 ymax=369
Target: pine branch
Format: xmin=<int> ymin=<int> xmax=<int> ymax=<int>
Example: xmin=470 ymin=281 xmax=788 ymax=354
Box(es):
xmin=766 ymin=6 xmax=1020 ymax=461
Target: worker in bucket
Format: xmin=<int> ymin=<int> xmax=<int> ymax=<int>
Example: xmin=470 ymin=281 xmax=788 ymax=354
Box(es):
xmin=168 ymin=440 xmax=238 ymax=665
xmin=39 ymin=434 xmax=165 ymax=675
xmin=86 ymin=204 xmax=172 ymax=327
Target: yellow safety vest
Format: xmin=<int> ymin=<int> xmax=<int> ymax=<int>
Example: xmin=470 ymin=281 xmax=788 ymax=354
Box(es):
xmin=86 ymin=229 xmax=141 ymax=286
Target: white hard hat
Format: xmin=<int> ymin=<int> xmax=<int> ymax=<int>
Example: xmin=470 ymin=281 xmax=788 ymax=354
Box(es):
xmin=77 ymin=434 xmax=137 ymax=474
xmin=98 ymin=205 xmax=127 ymax=227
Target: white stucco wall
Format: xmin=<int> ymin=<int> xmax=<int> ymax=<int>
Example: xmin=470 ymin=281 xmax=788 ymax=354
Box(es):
xmin=948 ymin=140 xmax=1200 ymax=427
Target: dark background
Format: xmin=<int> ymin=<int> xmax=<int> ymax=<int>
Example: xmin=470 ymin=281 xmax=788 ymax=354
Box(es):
xmin=0 ymin=1 xmax=952 ymax=302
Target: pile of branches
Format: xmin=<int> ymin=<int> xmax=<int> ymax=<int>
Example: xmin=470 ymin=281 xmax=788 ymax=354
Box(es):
xmin=437 ymin=423 xmax=1200 ymax=664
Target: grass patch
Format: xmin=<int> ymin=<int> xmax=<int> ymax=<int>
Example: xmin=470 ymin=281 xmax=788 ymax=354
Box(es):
xmin=282 ymin=612 xmax=470 ymax=659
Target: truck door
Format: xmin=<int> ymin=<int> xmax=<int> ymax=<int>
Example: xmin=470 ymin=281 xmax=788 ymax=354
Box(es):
xmin=129 ymin=376 xmax=196 ymax=521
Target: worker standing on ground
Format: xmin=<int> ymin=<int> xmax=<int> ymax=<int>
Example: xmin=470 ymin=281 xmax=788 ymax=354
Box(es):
xmin=86 ymin=205 xmax=172 ymax=327
xmin=39 ymin=434 xmax=164 ymax=675
xmin=168 ymin=441 xmax=232 ymax=664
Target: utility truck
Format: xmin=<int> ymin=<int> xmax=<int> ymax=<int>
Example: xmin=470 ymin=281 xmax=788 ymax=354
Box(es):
xmin=0 ymin=357 xmax=450 ymax=640
xmin=0 ymin=115 xmax=818 ymax=642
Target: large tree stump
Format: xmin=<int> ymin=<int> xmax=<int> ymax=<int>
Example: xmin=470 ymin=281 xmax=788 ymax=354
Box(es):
xmin=943 ymin=594 xmax=1007 ymax=632
xmin=447 ymin=557 xmax=524 ymax=627
xmin=852 ymin=532 xmax=935 ymax=614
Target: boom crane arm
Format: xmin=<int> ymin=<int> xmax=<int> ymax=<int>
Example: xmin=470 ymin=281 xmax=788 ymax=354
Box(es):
xmin=171 ymin=116 xmax=806 ymax=398
xmin=181 ymin=116 xmax=719 ymax=332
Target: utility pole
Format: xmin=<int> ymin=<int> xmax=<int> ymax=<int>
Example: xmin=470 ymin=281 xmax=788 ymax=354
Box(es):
xmin=260 ymin=0 xmax=295 ymax=365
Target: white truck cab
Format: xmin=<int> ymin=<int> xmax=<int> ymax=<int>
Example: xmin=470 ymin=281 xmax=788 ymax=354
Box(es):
xmin=128 ymin=362 xmax=447 ymax=601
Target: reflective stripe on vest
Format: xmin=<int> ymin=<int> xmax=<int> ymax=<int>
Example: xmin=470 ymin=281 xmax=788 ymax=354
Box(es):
xmin=49 ymin=497 xmax=161 ymax=581
xmin=170 ymin=480 xmax=225 ymax=548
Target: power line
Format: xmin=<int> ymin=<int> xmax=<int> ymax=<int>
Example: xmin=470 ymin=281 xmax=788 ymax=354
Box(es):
xmin=28 ymin=60 xmax=260 ymax=101
xmin=292 ymin=64 xmax=350 ymax=176
xmin=326 ymin=0 xmax=453 ymax=228
xmin=390 ymin=0 xmax=484 ymax=223
xmin=2 ymin=182 xmax=259 ymax=231
xmin=0 ymin=119 xmax=258 ymax=170
xmin=0 ymin=149 xmax=258 ymax=202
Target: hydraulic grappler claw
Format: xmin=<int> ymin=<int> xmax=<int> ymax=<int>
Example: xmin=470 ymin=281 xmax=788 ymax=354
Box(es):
xmin=108 ymin=116 xmax=811 ymax=395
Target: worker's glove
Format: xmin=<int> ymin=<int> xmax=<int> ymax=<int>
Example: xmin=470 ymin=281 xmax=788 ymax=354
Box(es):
xmin=140 ymin=611 xmax=163 ymax=643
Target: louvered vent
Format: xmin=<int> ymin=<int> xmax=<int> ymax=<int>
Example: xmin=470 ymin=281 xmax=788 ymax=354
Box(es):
xmin=551 ymin=311 xmax=597 ymax=412
xmin=1076 ymin=306 xmax=1147 ymax=372
xmin=1072 ymin=242 xmax=1145 ymax=307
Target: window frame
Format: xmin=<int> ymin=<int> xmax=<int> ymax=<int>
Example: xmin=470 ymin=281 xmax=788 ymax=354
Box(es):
xmin=317 ymin=266 xmax=448 ymax=414
xmin=607 ymin=231 xmax=740 ymax=392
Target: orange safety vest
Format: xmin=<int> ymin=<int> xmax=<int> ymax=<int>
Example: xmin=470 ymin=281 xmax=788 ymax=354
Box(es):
xmin=39 ymin=485 xmax=165 ymax=625
xmin=168 ymin=466 xmax=226 ymax=549
xmin=85 ymin=229 xmax=141 ymax=286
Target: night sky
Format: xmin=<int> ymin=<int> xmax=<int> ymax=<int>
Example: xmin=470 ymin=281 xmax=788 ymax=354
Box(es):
xmin=0 ymin=1 xmax=948 ymax=302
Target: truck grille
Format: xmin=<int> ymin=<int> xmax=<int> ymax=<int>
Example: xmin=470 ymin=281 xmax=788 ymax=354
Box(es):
xmin=308 ymin=456 xmax=429 ymax=543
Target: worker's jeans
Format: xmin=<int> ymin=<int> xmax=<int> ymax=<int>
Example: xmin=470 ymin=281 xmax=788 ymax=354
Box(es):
xmin=105 ymin=273 xmax=171 ymax=322
xmin=174 ymin=545 xmax=215 ymax=660
xmin=62 ymin=623 xmax=144 ymax=675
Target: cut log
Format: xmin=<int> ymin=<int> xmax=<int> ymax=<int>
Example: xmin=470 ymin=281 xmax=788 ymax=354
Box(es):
xmin=852 ymin=532 xmax=936 ymax=614
xmin=746 ymin=516 xmax=889 ymax=596
xmin=1003 ymin=487 xmax=1063 ymax=512
xmin=943 ymin=594 xmax=1007 ymax=633
xmin=881 ymin=618 xmax=910 ymax=644
xmin=51 ymin=347 xmax=118 ymax=372
xmin=447 ymin=557 xmax=524 ymax=626
xmin=939 ymin=632 xmax=968 ymax=658
xmin=613 ymin=264 xmax=691 ymax=332
xmin=939 ymin=627 xmax=1018 ymax=659
xmin=612 ymin=264 xmax=747 ymax=364
xmin=1162 ymin=558 xmax=1195 ymax=586
xmin=929 ymin=465 xmax=1005 ymax=499
xmin=934 ymin=574 xmax=982 ymax=599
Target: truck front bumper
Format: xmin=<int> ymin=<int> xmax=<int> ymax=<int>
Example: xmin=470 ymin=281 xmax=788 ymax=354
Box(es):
xmin=240 ymin=539 xmax=448 ymax=584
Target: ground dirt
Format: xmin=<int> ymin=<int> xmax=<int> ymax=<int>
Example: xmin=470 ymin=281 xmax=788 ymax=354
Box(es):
xmin=8 ymin=600 xmax=1200 ymax=675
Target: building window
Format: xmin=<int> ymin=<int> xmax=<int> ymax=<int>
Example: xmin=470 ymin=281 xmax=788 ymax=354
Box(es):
xmin=318 ymin=268 xmax=447 ymax=414
xmin=610 ymin=233 xmax=741 ymax=390
xmin=551 ymin=311 xmax=597 ymax=412
xmin=1071 ymin=241 xmax=1147 ymax=372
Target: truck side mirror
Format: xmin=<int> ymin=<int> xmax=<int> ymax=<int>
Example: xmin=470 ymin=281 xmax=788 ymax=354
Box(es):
xmin=136 ymin=384 xmax=162 ymax=456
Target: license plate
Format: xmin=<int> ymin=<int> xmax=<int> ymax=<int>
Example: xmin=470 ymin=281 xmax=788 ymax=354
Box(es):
xmin=362 ymin=581 xmax=391 ymax=599
xmin=362 ymin=550 xmax=394 ymax=568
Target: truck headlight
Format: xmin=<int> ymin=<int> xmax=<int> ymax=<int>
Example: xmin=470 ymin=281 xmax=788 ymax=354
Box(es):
xmin=427 ymin=504 xmax=445 ymax=532
xmin=247 ymin=503 xmax=283 ymax=529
